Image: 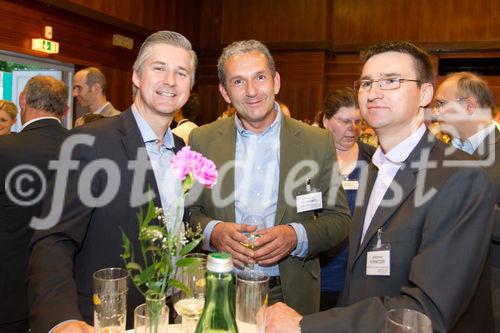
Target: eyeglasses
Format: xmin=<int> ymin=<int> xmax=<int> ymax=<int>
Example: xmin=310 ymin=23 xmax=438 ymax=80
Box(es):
xmin=333 ymin=117 xmax=362 ymax=127
xmin=353 ymin=78 xmax=421 ymax=92
xmin=432 ymin=97 xmax=468 ymax=110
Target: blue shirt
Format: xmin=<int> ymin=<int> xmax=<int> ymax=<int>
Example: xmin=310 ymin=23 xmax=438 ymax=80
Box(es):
xmin=202 ymin=103 xmax=308 ymax=277
xmin=131 ymin=105 xmax=182 ymax=222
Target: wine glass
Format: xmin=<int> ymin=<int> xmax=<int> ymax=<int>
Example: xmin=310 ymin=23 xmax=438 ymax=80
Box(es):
xmin=241 ymin=215 xmax=266 ymax=269
xmin=172 ymin=253 xmax=207 ymax=333
xmin=384 ymin=308 xmax=433 ymax=333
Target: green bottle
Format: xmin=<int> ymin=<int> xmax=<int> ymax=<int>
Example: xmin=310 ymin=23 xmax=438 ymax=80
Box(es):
xmin=195 ymin=252 xmax=238 ymax=333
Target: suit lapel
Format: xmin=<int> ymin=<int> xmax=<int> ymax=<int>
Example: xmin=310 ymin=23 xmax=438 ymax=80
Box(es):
xmin=275 ymin=117 xmax=303 ymax=225
xmin=349 ymin=162 xmax=377 ymax=269
xmin=118 ymin=109 xmax=161 ymax=208
xmin=213 ymin=119 xmax=237 ymax=222
xmin=351 ymin=131 xmax=436 ymax=266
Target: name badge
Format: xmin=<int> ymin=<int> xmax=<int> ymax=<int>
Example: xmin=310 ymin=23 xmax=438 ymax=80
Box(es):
xmin=366 ymin=247 xmax=390 ymax=276
xmin=342 ymin=180 xmax=359 ymax=190
xmin=296 ymin=191 xmax=323 ymax=213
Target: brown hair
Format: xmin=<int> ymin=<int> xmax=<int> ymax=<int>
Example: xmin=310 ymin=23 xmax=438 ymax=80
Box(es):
xmin=360 ymin=41 xmax=435 ymax=87
xmin=320 ymin=87 xmax=358 ymax=129
xmin=447 ymin=72 xmax=494 ymax=109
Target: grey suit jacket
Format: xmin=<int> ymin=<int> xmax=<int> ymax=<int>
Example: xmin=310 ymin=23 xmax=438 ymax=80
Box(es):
xmin=302 ymin=131 xmax=495 ymax=333
xmin=187 ymin=115 xmax=351 ymax=315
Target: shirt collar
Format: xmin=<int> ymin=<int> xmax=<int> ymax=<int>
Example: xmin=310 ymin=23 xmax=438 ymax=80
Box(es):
xmin=94 ymin=101 xmax=110 ymax=115
xmin=465 ymin=122 xmax=496 ymax=152
xmin=372 ymin=124 xmax=427 ymax=168
xmin=235 ymin=102 xmax=282 ymax=137
xmin=21 ymin=117 xmax=61 ymax=130
xmin=131 ymin=104 xmax=174 ymax=148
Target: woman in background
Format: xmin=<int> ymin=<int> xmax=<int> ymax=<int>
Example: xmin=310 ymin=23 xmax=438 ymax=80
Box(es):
xmin=319 ymin=87 xmax=375 ymax=310
xmin=0 ymin=100 xmax=17 ymax=136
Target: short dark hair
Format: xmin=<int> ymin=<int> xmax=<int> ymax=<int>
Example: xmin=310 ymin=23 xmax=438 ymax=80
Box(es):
xmin=360 ymin=41 xmax=435 ymax=87
xmin=447 ymin=72 xmax=494 ymax=109
xmin=322 ymin=87 xmax=358 ymax=125
xmin=23 ymin=76 xmax=68 ymax=116
xmin=181 ymin=93 xmax=200 ymax=122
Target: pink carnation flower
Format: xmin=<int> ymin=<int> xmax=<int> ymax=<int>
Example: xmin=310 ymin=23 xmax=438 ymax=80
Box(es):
xmin=171 ymin=146 xmax=218 ymax=188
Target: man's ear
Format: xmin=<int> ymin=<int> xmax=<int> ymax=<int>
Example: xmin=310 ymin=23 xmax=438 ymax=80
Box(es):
xmin=419 ymin=82 xmax=434 ymax=108
xmin=91 ymin=83 xmax=102 ymax=94
xmin=273 ymin=72 xmax=281 ymax=95
xmin=465 ymin=96 xmax=478 ymax=115
xmin=132 ymin=70 xmax=140 ymax=90
xmin=219 ymin=84 xmax=232 ymax=104
xmin=19 ymin=92 xmax=26 ymax=109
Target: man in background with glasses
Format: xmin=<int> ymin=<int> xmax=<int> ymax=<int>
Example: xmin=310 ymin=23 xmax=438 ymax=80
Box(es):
xmin=265 ymin=41 xmax=495 ymax=333
xmin=435 ymin=71 xmax=500 ymax=332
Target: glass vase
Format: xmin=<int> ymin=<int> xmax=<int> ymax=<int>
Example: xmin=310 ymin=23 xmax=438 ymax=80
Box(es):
xmin=134 ymin=292 xmax=169 ymax=333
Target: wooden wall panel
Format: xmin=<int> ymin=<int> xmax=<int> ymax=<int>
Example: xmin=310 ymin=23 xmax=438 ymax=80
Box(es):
xmin=0 ymin=0 xmax=143 ymax=111
xmin=40 ymin=0 xmax=170 ymax=32
xmin=221 ymin=0 xmax=329 ymax=45
xmin=274 ymin=51 xmax=326 ymax=121
xmin=331 ymin=0 xmax=500 ymax=50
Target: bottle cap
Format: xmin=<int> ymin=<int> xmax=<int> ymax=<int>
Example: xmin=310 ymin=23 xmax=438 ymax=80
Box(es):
xmin=207 ymin=252 xmax=233 ymax=273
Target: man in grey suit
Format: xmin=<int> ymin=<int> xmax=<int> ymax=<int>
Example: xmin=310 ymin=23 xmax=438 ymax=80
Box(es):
xmin=188 ymin=40 xmax=351 ymax=315
xmin=265 ymin=41 xmax=496 ymax=333
xmin=73 ymin=67 xmax=120 ymax=126
xmin=434 ymin=71 xmax=500 ymax=331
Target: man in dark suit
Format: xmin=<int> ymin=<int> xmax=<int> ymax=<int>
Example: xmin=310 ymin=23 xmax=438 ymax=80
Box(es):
xmin=27 ymin=31 xmax=196 ymax=333
xmin=187 ymin=40 xmax=351 ymax=315
xmin=435 ymin=71 xmax=500 ymax=331
xmin=0 ymin=76 xmax=68 ymax=332
xmin=265 ymin=41 xmax=496 ymax=333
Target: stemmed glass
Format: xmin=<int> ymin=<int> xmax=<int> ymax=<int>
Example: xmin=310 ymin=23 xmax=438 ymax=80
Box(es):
xmin=172 ymin=253 xmax=207 ymax=333
xmin=241 ymin=215 xmax=266 ymax=269
xmin=383 ymin=308 xmax=433 ymax=333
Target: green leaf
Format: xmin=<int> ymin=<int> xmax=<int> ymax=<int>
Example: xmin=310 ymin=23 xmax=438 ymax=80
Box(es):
xmin=135 ymin=265 xmax=155 ymax=286
xmin=179 ymin=238 xmax=202 ymax=256
xmin=119 ymin=228 xmax=132 ymax=260
xmin=168 ymin=279 xmax=191 ymax=296
xmin=126 ymin=262 xmax=142 ymax=272
xmin=176 ymin=257 xmax=200 ymax=267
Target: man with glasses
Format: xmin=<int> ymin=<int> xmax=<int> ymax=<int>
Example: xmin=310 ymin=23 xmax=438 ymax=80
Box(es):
xmin=265 ymin=41 xmax=495 ymax=333
xmin=435 ymin=71 xmax=499 ymax=331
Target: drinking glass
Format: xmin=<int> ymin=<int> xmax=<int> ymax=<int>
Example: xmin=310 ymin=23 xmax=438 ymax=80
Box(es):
xmin=236 ymin=270 xmax=269 ymax=333
xmin=384 ymin=308 xmax=433 ymax=333
xmin=93 ymin=267 xmax=128 ymax=333
xmin=134 ymin=297 xmax=169 ymax=333
xmin=172 ymin=253 xmax=207 ymax=333
xmin=241 ymin=215 xmax=266 ymax=269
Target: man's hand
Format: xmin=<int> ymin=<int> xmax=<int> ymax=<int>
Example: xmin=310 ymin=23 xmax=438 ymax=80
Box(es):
xmin=265 ymin=302 xmax=302 ymax=333
xmin=210 ymin=222 xmax=255 ymax=268
xmin=252 ymin=225 xmax=298 ymax=265
xmin=53 ymin=321 xmax=93 ymax=333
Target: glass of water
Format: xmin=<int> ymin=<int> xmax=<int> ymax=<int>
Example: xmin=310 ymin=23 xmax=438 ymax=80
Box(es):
xmin=93 ymin=267 xmax=128 ymax=333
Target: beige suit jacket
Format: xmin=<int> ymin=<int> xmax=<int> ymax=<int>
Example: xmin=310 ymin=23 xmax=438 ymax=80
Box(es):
xmin=187 ymin=115 xmax=351 ymax=315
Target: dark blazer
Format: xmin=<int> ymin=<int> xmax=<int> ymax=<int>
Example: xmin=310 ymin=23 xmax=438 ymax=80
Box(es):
xmin=187 ymin=115 xmax=351 ymax=315
xmin=301 ymin=131 xmax=495 ymax=333
xmin=0 ymin=118 xmax=68 ymax=331
xmin=27 ymin=109 xmax=184 ymax=333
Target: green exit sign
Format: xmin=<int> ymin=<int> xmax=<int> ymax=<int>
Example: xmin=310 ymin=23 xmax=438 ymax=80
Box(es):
xmin=32 ymin=38 xmax=60 ymax=54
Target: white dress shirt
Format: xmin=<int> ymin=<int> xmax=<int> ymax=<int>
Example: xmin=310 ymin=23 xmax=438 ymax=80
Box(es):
xmin=360 ymin=124 xmax=427 ymax=243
